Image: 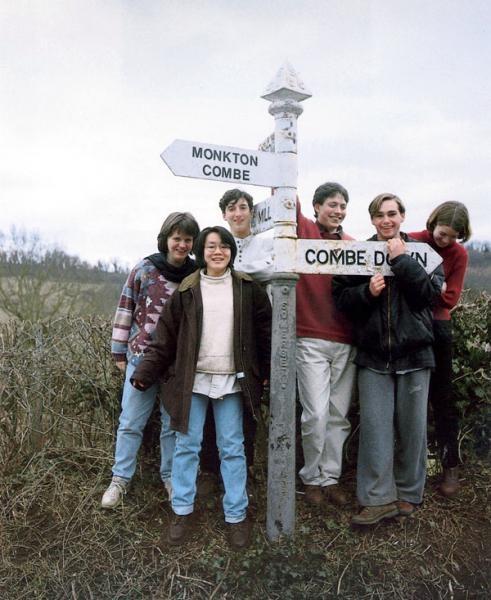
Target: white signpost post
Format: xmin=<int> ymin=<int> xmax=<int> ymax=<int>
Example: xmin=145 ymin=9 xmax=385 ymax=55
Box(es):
xmin=160 ymin=62 xmax=442 ymax=542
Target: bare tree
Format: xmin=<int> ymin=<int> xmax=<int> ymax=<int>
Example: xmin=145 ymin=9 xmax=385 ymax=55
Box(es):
xmin=0 ymin=227 xmax=90 ymax=321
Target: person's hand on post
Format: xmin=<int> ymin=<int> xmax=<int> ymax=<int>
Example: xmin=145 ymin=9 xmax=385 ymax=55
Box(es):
xmin=115 ymin=361 xmax=127 ymax=373
xmin=369 ymin=273 xmax=386 ymax=297
xmin=387 ymin=237 xmax=406 ymax=260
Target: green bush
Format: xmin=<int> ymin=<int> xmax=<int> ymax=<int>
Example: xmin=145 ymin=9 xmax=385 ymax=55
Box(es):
xmin=451 ymin=290 xmax=491 ymax=459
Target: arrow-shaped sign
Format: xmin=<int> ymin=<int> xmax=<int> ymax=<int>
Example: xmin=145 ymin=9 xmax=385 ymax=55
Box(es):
xmin=274 ymin=239 xmax=442 ymax=276
xmin=161 ymin=139 xmax=296 ymax=188
xmin=251 ymin=196 xmax=275 ymax=234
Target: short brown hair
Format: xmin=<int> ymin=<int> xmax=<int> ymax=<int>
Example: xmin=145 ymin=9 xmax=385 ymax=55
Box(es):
xmin=368 ymin=193 xmax=405 ymax=218
xmin=312 ymin=182 xmax=349 ymax=218
xmin=157 ymin=212 xmax=200 ymax=253
xmin=426 ymin=201 xmax=471 ymax=242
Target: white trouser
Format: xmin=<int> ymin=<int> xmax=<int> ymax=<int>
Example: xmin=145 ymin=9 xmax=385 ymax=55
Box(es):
xmin=296 ymin=337 xmax=356 ymax=487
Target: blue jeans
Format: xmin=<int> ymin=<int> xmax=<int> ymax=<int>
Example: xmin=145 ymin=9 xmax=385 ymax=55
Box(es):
xmin=172 ymin=392 xmax=247 ymax=523
xmin=112 ymin=359 xmax=175 ymax=482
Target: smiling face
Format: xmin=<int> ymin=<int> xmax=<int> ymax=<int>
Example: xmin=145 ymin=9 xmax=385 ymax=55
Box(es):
xmin=371 ymin=199 xmax=405 ymax=241
xmin=166 ymin=228 xmax=194 ymax=266
xmin=433 ymin=224 xmax=459 ymax=248
xmin=203 ymin=232 xmax=232 ymax=277
xmin=222 ymin=197 xmax=252 ymax=238
xmin=314 ymin=192 xmax=347 ymax=233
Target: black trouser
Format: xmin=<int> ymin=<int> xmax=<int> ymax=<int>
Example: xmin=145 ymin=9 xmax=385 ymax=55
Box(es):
xmin=200 ymin=403 xmax=257 ymax=474
xmin=429 ymin=320 xmax=460 ymax=468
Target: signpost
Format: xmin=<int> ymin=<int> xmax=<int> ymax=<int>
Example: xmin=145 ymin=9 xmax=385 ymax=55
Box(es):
xmin=160 ymin=61 xmax=441 ymax=542
xmin=161 ymin=139 xmax=296 ymax=188
xmin=251 ymin=196 xmax=275 ymax=235
xmin=277 ymin=240 xmax=442 ymax=276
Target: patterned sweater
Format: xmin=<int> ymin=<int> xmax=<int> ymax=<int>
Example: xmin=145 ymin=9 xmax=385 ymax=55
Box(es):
xmin=111 ymin=256 xmax=195 ymax=362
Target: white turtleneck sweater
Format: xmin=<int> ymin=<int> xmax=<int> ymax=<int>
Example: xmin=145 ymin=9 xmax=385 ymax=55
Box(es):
xmin=192 ymin=269 xmax=241 ymax=399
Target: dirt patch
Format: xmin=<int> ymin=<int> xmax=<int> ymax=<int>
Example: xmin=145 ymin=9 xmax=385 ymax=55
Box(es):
xmin=1 ymin=448 xmax=489 ymax=599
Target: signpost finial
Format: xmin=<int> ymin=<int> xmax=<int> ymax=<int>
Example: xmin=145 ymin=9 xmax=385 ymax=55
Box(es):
xmin=261 ymin=61 xmax=312 ymax=102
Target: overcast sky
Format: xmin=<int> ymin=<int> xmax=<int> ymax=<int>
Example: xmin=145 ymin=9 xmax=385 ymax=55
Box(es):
xmin=1 ymin=0 xmax=490 ymax=267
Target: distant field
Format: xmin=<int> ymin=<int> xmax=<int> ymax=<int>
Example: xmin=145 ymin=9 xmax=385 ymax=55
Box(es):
xmin=0 ymin=279 xmax=123 ymax=322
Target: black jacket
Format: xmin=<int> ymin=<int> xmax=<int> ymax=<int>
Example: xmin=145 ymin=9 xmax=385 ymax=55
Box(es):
xmin=332 ymin=234 xmax=444 ymax=372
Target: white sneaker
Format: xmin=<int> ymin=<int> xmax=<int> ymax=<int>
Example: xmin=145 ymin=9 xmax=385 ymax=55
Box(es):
xmin=163 ymin=479 xmax=172 ymax=501
xmin=101 ymin=476 xmax=129 ymax=508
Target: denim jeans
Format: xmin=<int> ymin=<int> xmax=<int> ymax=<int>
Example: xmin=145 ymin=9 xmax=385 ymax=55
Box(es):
xmin=112 ymin=358 xmax=175 ymax=483
xmin=171 ymin=392 xmax=247 ymax=523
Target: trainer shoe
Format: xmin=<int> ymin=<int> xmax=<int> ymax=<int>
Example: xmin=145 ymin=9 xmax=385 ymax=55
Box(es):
xmin=167 ymin=513 xmax=196 ymax=546
xmin=351 ymin=503 xmax=399 ymax=526
xmin=101 ymin=476 xmax=129 ymax=509
xmin=396 ymin=501 xmax=416 ymax=516
xmin=227 ymin=518 xmax=252 ymax=550
xmin=323 ymin=484 xmax=349 ymax=507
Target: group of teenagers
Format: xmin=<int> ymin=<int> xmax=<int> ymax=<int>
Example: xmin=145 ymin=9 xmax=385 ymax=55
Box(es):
xmin=101 ymin=183 xmax=471 ymax=551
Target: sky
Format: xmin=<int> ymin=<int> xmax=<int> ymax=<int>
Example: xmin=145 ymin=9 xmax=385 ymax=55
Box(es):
xmin=1 ymin=0 xmax=490 ymax=267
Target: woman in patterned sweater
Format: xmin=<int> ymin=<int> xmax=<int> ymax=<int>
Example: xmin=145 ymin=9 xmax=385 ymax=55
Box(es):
xmin=101 ymin=212 xmax=199 ymax=509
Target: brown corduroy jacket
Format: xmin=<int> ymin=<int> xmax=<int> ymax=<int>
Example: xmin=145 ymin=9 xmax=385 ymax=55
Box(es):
xmin=131 ymin=269 xmax=272 ymax=434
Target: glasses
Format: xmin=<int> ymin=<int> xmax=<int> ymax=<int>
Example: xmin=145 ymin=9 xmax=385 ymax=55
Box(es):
xmin=204 ymin=244 xmax=231 ymax=251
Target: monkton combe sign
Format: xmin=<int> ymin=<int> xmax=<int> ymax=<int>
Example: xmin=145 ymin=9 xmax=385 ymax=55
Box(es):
xmin=161 ymin=140 xmax=296 ymax=188
xmin=274 ymin=240 xmax=443 ymax=276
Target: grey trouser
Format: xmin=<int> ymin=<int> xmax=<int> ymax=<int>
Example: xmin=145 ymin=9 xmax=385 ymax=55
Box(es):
xmin=297 ymin=337 xmax=356 ymax=486
xmin=357 ymin=367 xmax=430 ymax=506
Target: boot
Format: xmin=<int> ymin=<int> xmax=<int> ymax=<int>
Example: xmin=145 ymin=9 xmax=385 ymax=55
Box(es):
xmin=440 ymin=466 xmax=460 ymax=497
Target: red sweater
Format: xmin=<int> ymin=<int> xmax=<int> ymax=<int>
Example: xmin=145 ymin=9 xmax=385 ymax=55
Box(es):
xmin=296 ymin=202 xmax=353 ymax=344
xmin=409 ymin=229 xmax=468 ymax=320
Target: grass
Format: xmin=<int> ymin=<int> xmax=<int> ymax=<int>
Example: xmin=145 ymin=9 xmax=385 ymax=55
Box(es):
xmin=1 ymin=442 xmax=489 ymax=599
xmin=0 ymin=309 xmax=489 ymax=599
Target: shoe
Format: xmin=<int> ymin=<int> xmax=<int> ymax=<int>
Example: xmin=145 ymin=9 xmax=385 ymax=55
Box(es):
xmin=351 ymin=503 xmax=399 ymax=526
xmin=163 ymin=479 xmax=172 ymax=501
xmin=396 ymin=501 xmax=416 ymax=516
xmin=197 ymin=471 xmax=219 ymax=497
xmin=440 ymin=467 xmax=460 ymax=497
xmin=101 ymin=476 xmax=129 ymax=509
xmin=323 ymin=484 xmax=349 ymax=507
xmin=304 ymin=485 xmax=323 ymax=506
xmin=167 ymin=513 xmax=195 ymax=546
xmin=227 ymin=518 xmax=252 ymax=550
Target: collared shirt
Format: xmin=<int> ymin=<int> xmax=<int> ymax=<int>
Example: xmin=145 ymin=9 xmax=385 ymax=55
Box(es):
xmin=192 ymin=372 xmax=241 ymax=399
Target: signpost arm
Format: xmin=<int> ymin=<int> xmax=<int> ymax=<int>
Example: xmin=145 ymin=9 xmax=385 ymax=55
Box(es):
xmin=262 ymin=62 xmax=311 ymax=541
